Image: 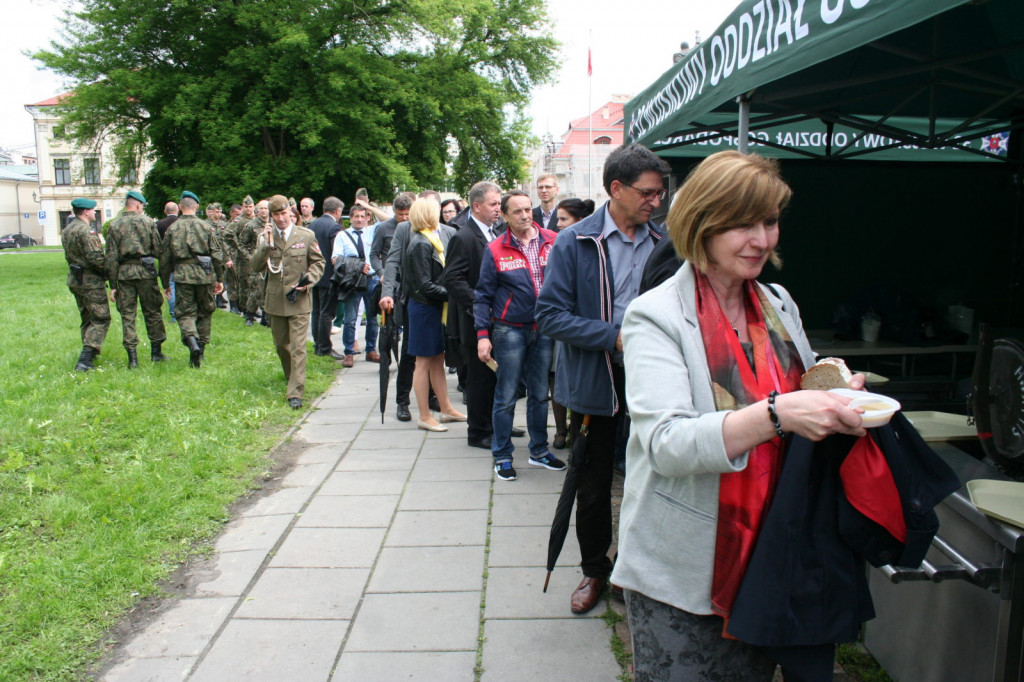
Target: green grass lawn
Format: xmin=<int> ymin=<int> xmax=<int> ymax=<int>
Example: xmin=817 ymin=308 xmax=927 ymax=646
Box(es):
xmin=0 ymin=252 xmax=337 ymax=679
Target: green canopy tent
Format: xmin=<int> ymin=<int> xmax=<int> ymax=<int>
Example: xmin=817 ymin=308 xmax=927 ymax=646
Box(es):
xmin=626 ymin=0 xmax=1024 ymax=161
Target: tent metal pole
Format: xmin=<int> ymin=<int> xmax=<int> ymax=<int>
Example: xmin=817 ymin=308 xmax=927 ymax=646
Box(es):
xmin=737 ymin=96 xmax=750 ymax=154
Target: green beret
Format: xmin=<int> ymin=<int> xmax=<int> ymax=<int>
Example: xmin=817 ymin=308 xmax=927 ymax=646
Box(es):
xmin=268 ymin=195 xmax=290 ymax=213
xmin=242 ymin=195 xmax=254 ymax=206
xmin=126 ymin=190 xmax=147 ymax=204
xmin=71 ymin=198 xmax=97 ymax=210
xmin=180 ymin=190 xmax=199 ymax=203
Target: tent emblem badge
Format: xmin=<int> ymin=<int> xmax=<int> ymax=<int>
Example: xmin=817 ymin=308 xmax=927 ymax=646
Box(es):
xmin=982 ymin=132 xmax=1009 ymax=156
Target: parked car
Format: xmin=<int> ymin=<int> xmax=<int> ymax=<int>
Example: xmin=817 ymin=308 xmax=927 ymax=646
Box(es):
xmin=0 ymin=233 xmax=38 ymax=249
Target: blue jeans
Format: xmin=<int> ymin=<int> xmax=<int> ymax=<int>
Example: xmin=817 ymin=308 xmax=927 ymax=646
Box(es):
xmin=342 ymin=287 xmax=378 ymax=354
xmin=491 ymin=324 xmax=552 ymax=463
xmin=168 ymin=275 xmax=176 ymax=321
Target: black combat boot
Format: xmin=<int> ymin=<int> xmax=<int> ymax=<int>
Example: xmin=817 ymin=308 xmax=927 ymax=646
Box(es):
xmin=74 ymin=346 xmax=96 ymax=372
xmin=199 ymin=341 xmax=206 ymax=359
xmin=127 ymin=347 xmax=139 ymax=369
xmin=151 ymin=341 xmax=167 ymax=363
xmin=186 ymin=336 xmax=202 ymax=368
xmin=260 ymin=311 xmax=271 ymax=327
xmin=230 ymin=301 xmax=241 ymax=315
xmin=244 ymin=313 xmax=254 ymax=326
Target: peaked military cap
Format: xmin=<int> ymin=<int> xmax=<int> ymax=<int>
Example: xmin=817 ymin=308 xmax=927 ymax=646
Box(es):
xmin=180 ymin=190 xmax=199 ymax=203
xmin=288 ymin=197 xmax=297 ymax=207
xmin=212 ymin=202 xmax=223 ymax=210
xmin=268 ymin=195 xmax=290 ymax=213
xmin=126 ymin=190 xmax=147 ymax=204
xmin=242 ymin=195 xmax=255 ymax=206
xmin=71 ymin=198 xmax=97 ymax=209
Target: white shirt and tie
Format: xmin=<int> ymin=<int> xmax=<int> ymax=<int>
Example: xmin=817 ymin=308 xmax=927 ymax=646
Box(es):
xmin=332 ymin=222 xmax=377 ymax=266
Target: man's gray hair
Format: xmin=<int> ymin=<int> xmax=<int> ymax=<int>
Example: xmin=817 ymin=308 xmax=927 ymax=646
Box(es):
xmin=468 ymin=181 xmax=500 ymax=207
xmin=393 ymin=192 xmax=415 ymax=212
xmin=418 ymin=189 xmax=441 ymax=201
xmin=323 ymin=196 xmax=344 ymax=214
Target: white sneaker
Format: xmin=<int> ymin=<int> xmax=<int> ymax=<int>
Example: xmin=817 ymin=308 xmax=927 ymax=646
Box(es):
xmin=331 ymin=326 xmax=342 ymax=335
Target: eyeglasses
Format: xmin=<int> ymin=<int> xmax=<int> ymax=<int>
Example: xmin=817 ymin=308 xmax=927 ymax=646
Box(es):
xmin=625 ymin=185 xmax=667 ymax=202
xmin=537 ymin=185 xmax=556 ymax=190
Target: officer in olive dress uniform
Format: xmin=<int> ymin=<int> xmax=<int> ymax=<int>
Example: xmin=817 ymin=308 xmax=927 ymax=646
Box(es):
xmin=63 ymin=197 xmax=111 ymax=371
xmin=251 ymin=194 xmax=325 ymax=408
xmin=106 ymin=190 xmax=167 ymax=367
xmin=159 ymin=191 xmax=225 ymax=368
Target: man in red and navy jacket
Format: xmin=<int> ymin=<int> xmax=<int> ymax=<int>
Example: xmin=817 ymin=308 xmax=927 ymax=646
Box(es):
xmin=473 ymin=190 xmax=565 ymax=482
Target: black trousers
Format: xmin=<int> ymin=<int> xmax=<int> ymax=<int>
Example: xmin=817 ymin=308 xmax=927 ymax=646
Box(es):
xmin=395 ymin=301 xmax=416 ymax=407
xmin=570 ymin=364 xmax=626 ymax=579
xmin=311 ymin=286 xmax=335 ymax=355
xmin=465 ymin=351 xmax=496 ymax=441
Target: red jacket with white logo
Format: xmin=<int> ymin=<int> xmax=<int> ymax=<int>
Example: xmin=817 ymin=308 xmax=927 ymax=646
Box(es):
xmin=473 ymin=226 xmax=557 ymax=339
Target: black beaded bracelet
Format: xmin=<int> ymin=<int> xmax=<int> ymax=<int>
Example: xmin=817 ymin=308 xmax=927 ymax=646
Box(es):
xmin=767 ymin=390 xmax=785 ymax=439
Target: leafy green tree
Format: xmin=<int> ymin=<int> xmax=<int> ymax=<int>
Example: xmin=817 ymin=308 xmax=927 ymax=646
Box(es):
xmin=34 ymin=0 xmax=557 ymax=208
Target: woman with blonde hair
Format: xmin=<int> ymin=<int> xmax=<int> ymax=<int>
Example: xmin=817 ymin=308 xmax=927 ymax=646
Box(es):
xmin=613 ymin=150 xmax=868 ymax=680
xmin=402 ymin=197 xmax=466 ymax=431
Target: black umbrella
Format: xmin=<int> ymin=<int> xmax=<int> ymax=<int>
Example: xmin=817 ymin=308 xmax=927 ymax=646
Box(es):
xmin=543 ymin=414 xmax=590 ymax=592
xmin=378 ymin=309 xmax=402 ymax=423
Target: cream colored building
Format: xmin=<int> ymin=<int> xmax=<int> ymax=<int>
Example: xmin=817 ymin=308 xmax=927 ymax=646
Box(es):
xmin=24 ymin=93 xmax=149 ymax=245
xmin=0 ymin=167 xmax=43 ymax=241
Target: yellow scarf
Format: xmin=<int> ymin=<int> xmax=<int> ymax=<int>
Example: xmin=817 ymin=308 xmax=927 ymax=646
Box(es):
xmin=421 ymin=228 xmax=448 ymax=324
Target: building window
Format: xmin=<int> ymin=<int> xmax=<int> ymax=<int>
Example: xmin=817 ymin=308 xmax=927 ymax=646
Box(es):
xmin=52 ymin=125 xmax=66 ymax=140
xmin=121 ymin=167 xmax=138 ymax=184
xmin=83 ymin=158 xmax=101 ymax=185
xmin=594 ymin=136 xmax=612 ymax=144
xmin=59 ymin=210 xmax=72 ymax=233
xmin=54 ymin=158 xmax=71 ymax=185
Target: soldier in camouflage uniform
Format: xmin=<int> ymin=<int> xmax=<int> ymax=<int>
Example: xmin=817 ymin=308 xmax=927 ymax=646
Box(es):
xmin=63 ymin=197 xmax=111 ymax=371
xmin=299 ymin=197 xmax=315 ymax=227
xmin=106 ymin=190 xmax=167 ymax=367
xmin=159 ymin=191 xmax=225 ymax=368
xmin=207 ymin=202 xmax=231 ymax=309
xmin=230 ymin=196 xmax=257 ymax=319
xmin=237 ymin=198 xmax=270 ymax=326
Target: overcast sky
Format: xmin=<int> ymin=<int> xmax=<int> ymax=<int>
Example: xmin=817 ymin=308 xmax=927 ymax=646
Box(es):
xmin=0 ymin=0 xmax=734 ymax=156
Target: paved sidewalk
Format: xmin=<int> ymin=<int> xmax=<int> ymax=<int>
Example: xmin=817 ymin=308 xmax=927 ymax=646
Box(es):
xmin=98 ymin=358 xmax=621 ymax=681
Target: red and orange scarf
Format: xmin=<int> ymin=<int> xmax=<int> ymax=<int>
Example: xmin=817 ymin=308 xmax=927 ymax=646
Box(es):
xmin=694 ymin=270 xmax=806 ymax=624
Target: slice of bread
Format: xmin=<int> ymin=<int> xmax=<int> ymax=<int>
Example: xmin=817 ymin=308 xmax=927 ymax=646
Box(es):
xmin=800 ymin=357 xmax=852 ymax=390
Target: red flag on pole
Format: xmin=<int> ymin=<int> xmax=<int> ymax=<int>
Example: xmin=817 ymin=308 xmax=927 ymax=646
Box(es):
xmin=587 ymin=48 xmax=592 ymax=77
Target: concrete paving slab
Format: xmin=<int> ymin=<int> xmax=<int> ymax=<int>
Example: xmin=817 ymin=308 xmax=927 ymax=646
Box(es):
xmin=304 ymin=407 xmax=372 ymax=425
xmin=192 ymin=549 xmax=268 ymax=597
xmin=276 ymin=460 xmax=334 ymax=488
xmin=484 ymin=566 xmax=599 ymax=619
xmin=235 ymin=567 xmax=369 ymax=619
xmin=349 ymin=428 xmax=426 ymax=450
xmin=335 ymin=448 xmax=419 ymax=472
xmin=398 ymin=481 xmax=491 ymax=511
xmin=319 ymin=469 xmax=409 ymax=496
xmin=213 ymin=514 xmax=293 ymax=553
xmin=317 ymin=387 xmax=377 ymax=406
xmin=190 ymin=618 xmax=348 ymax=681
xmin=409 ymin=456 xmax=493 ymax=482
xmin=386 ymin=510 xmax=489 ymax=547
xmin=238 ymin=486 xmax=312 ymax=517
xmin=333 ymin=651 xmax=477 ymax=682
xmin=121 ymin=597 xmax=236 ymax=658
xmin=100 ymin=655 xmax=195 ymax=682
xmin=491 ymin=469 xmax=566 ymax=495
xmin=487 ymin=525 xmax=580 ymax=568
xmin=344 ymin=592 xmax=480 ymax=652
xmin=289 ymin=441 xmax=346 ymax=465
xmin=294 ymin=421 xmax=363 ymax=444
xmin=490 ymin=492 xmax=561 ymax=527
xmin=480 ymin=618 xmax=618 ymax=682
xmin=295 ymin=494 xmax=399 ymax=528
xmin=269 ymin=527 xmax=386 ymax=568
xmin=419 ymin=438 xmax=491 ymax=459
xmin=367 ymin=546 xmax=485 ymax=593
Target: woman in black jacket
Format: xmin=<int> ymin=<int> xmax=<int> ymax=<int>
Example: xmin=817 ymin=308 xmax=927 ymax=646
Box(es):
xmin=402 ymin=197 xmax=466 ymax=431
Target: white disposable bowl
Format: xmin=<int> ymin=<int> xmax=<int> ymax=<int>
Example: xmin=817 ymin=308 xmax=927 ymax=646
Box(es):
xmin=829 ymin=388 xmax=901 ymax=428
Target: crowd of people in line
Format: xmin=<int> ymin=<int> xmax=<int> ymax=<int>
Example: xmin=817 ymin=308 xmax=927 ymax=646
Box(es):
xmin=61 ymin=143 xmax=883 ymax=681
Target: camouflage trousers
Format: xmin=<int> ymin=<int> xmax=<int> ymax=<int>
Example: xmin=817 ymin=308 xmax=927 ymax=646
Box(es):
xmin=225 ymin=264 xmax=239 ymax=304
xmin=115 ymin=278 xmax=167 ymax=349
xmin=174 ymin=282 xmax=216 ymax=345
xmin=244 ymin=271 xmax=266 ymax=315
xmin=70 ymin=284 xmax=110 ymax=351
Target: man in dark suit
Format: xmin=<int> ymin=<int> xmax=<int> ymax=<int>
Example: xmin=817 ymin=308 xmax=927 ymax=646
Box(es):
xmin=531 ymin=174 xmax=559 ymax=231
xmin=155 ymin=201 xmax=179 ymax=239
xmin=441 ymin=181 xmax=504 ymax=449
xmin=310 ymin=196 xmax=345 ymax=358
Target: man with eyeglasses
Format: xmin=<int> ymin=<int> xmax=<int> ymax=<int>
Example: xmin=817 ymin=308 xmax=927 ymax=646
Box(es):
xmin=532 ymin=174 xmax=560 ymax=231
xmin=536 ymin=143 xmax=670 ymax=615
